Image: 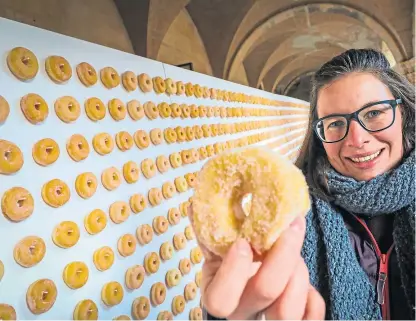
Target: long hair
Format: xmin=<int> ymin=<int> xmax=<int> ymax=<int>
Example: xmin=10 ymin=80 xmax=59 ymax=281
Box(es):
xmin=295 ymin=48 xmax=415 ymax=201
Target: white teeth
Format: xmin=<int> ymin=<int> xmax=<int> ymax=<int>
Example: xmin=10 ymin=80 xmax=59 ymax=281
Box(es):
xmin=351 ymin=150 xmax=381 ymax=163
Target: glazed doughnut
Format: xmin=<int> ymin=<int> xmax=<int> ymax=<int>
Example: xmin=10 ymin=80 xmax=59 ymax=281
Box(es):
xmin=201 ymin=124 xmax=211 ymax=138
xmin=20 ymin=93 xmax=49 ymax=124
xmin=165 ymin=268 xmax=181 ymax=287
xmin=41 ymin=178 xmax=70 ymax=208
xmin=184 ymin=282 xmax=198 ymax=301
xmin=0 ymin=304 xmax=16 ymax=320
xmin=207 ymin=106 xmax=214 ymax=118
xmin=141 ymin=158 xmax=157 ymax=179
xmin=13 ymin=236 xmax=46 ymax=267
xmin=130 ymin=193 xmax=147 ymax=214
xmin=109 ymin=201 xmax=130 ymax=224
xmin=115 ymin=131 xmax=134 ymax=151
xmin=185 ymin=82 xmax=195 ymax=97
xmin=156 ymin=155 xmax=170 ymax=173
xmin=185 ymin=226 xmax=195 ymax=240
xmin=189 ymin=307 xmax=203 ymax=321
xmin=0 ymin=96 xmax=10 ymax=124
xmin=2 ymin=187 xmax=34 ymax=222
xmin=185 ymin=126 xmax=195 ymax=141
xmin=85 ymin=97 xmax=106 ymax=121
xmin=100 ymin=67 xmax=120 ymax=89
xmin=176 ymin=81 xmax=185 ymax=95
xmin=190 ymin=247 xmax=203 ymax=264
xmin=0 ymin=140 xmax=23 ymax=175
xmin=136 ymin=224 xmax=153 ymax=245
xmin=203 ymin=86 xmax=210 ymax=99
xmin=168 ymin=208 xmax=181 ymax=225
xmin=169 ymin=152 xmax=182 ymax=168
xmin=76 ymin=62 xmax=97 ymax=87
xmin=194 ymin=84 xmax=203 ymax=98
xmin=26 ymin=279 xmax=57 ymax=314
xmin=144 ymin=101 xmax=159 ymax=120
xmin=123 ymin=161 xmax=140 ymax=184
xmin=101 ymin=281 xmax=124 ymax=306
xmin=138 ymin=73 xmax=153 ymax=93
xmin=159 ymin=241 xmax=174 ymax=261
xmin=150 ymin=128 xmax=163 ymax=145
xmin=125 ymin=265 xmax=145 ymax=290
xmin=108 ymin=98 xmax=127 ymax=121
xmin=158 ymin=102 xmax=171 ymax=118
xmin=127 ymin=99 xmax=144 ymax=120
xmin=179 ymin=258 xmax=191 ymax=275
xmin=122 ymin=71 xmax=138 ymax=91
xmin=45 ymin=55 xmax=72 ymax=83
xmin=165 ymin=78 xmax=177 ymax=95
xmin=75 ymin=172 xmax=97 ymax=199
xmin=0 ymin=260 xmax=3 ymax=281
xmin=179 ymin=201 xmax=190 ymax=217
xmin=93 ymin=132 xmax=114 ymax=155
xmin=175 ymin=126 xmax=186 ymax=142
xmin=184 ymin=173 xmax=197 ymax=188
xmin=172 ymin=295 xmax=186 ymax=316
xmin=67 ymin=134 xmax=89 ymax=162
xmin=93 ymin=246 xmax=114 ymax=271
xmin=73 ymin=299 xmax=98 ymax=320
xmin=174 ymin=176 xmax=188 ymax=193
xmin=162 ymin=181 xmax=176 ymax=199
xmin=132 ymin=296 xmax=150 ymax=320
xmin=157 ymin=310 xmax=173 ymax=321
xmin=101 ymin=167 xmax=122 ymax=191
xmin=173 ymin=232 xmax=187 ymax=251
xmin=195 ymin=270 xmax=202 ymax=287
xmin=118 ymin=233 xmax=137 ymax=257
xmin=190 ymin=104 xmax=199 ymax=118
xmin=151 ymin=282 xmax=167 ymax=306
xmin=153 ymin=76 xmax=166 ymax=94
xmin=133 ymin=130 xmax=150 ymax=149
xmin=144 ymin=252 xmax=160 ymax=274
xmin=7 ymin=46 xmax=39 ymax=80
xmin=84 ymin=209 xmax=107 ymax=235
xmin=153 ymin=215 xmax=169 ymax=235
xmin=54 ymin=96 xmax=80 ymax=123
xmin=181 ymin=104 xmax=190 ymax=118
xmin=52 ymin=221 xmax=80 ymax=248
xmin=210 ymin=88 xmax=217 ymax=100
xmin=63 ymin=261 xmax=89 ymax=289
xmin=170 ymin=103 xmax=181 ymax=118
xmin=114 ymin=315 xmax=130 ymax=321
xmin=181 ymin=150 xmax=192 ymax=164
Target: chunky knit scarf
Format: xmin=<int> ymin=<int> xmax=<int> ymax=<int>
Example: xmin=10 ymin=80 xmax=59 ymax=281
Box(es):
xmin=302 ymin=151 xmax=415 ymax=320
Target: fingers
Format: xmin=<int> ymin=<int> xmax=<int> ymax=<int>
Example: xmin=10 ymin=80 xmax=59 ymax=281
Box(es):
xmin=230 ymin=216 xmax=306 ymax=319
xmin=303 ymin=285 xmax=326 ymax=320
xmin=202 ymin=238 xmax=254 ymax=318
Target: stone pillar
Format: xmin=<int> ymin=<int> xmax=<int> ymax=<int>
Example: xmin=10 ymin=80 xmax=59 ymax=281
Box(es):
xmin=399 ymin=58 xmax=415 ymax=84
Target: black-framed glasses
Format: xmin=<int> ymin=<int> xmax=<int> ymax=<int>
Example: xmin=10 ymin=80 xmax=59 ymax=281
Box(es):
xmin=313 ymin=98 xmax=402 ymax=143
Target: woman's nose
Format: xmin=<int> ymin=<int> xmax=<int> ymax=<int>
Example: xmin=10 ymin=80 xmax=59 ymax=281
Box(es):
xmin=344 ymin=120 xmax=371 ymax=148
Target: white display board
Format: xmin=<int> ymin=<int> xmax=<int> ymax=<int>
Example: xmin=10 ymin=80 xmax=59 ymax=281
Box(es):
xmin=0 ymin=17 xmax=309 ymax=320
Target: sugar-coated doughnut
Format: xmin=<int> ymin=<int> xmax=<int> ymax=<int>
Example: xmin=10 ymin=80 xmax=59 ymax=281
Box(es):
xmin=108 ymin=98 xmax=127 ymax=121
xmin=184 ymin=281 xmax=198 ymax=301
xmin=2 ymin=186 xmax=34 ymax=222
xmin=52 ymin=221 xmax=80 ymax=248
xmin=138 ymin=73 xmax=153 ymax=93
xmin=76 ymin=62 xmax=97 ymax=87
xmin=41 ymin=178 xmax=70 ymax=208
xmin=150 ymin=282 xmax=166 ymax=306
xmin=26 ymin=279 xmax=57 ymax=314
xmin=179 ymin=258 xmax=191 ymax=275
xmin=168 ymin=208 xmax=181 ymax=226
xmin=85 ymin=97 xmax=106 ymax=121
xmin=189 ymin=307 xmax=203 ymax=320
xmin=136 ymin=224 xmax=153 ymax=245
xmin=190 ymin=247 xmax=203 ymax=264
xmin=162 ymin=181 xmax=176 ymax=199
xmin=144 ymin=252 xmax=160 ymax=274
xmin=157 ymin=310 xmax=173 ymax=320
xmin=67 ymin=134 xmax=90 ymax=162
xmin=63 ymin=261 xmax=89 ymax=289
xmin=125 ymin=265 xmax=145 ymax=290
xmin=172 ymin=295 xmax=186 ymax=315
xmin=159 ymin=241 xmax=174 ymax=261
xmin=122 ymin=71 xmax=138 ymax=91
xmin=93 ymin=132 xmax=114 ymax=155
xmin=132 ymin=296 xmax=150 ymax=320
xmin=101 ymin=281 xmax=124 ymax=306
xmin=45 ymin=55 xmax=72 ymax=83
xmin=93 ymin=246 xmax=114 ymax=271
xmin=141 ymin=158 xmax=156 ymax=179
xmin=150 ymin=128 xmax=163 ymax=145
xmin=134 ymin=130 xmax=150 ymax=149
xmin=130 ymin=193 xmax=147 ymax=214
xmin=115 ymin=131 xmax=134 ymax=151
xmin=206 ymin=144 xmax=214 ymax=157
xmin=0 ymin=304 xmax=16 ymax=320
xmin=152 ymin=216 xmax=168 ymax=235
xmin=0 ymin=96 xmax=10 ymax=124
xmin=173 ymin=232 xmax=187 ymax=251
xmin=109 ymin=201 xmax=130 ymax=224
xmin=156 ymin=155 xmax=170 ymax=173
xmin=20 ymin=93 xmax=49 ymax=124
xmin=118 ymin=233 xmax=137 ymax=257
xmin=144 ymin=101 xmax=159 ymax=120
xmin=14 ymin=236 xmax=46 ymax=267
xmin=127 ymin=100 xmax=144 ymax=120
xmin=170 ymin=103 xmax=181 ymax=118
xmin=7 ymin=46 xmax=39 ymax=81
xmin=165 ymin=78 xmax=177 ymax=95
xmin=153 ymin=76 xmax=166 ymax=94
xmin=75 ymin=172 xmax=97 ymax=199
xmin=73 ymin=299 xmax=98 ymax=320
xmin=54 ymin=96 xmax=80 ymax=123
xmin=207 ymin=106 xmax=214 ymax=117
xmin=84 ymin=209 xmax=107 ymax=235
xmin=100 ymin=67 xmax=120 ymax=89
xmin=0 ymin=140 xmax=24 ymax=175
xmin=165 ymin=268 xmax=181 ymax=287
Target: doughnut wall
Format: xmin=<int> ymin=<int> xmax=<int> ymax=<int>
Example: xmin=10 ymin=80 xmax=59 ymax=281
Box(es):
xmin=0 ymin=18 xmax=309 ymax=320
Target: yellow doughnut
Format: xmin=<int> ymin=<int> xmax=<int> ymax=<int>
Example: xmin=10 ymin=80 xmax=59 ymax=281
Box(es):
xmin=45 ymin=55 xmax=72 ymax=83
xmin=151 ymin=282 xmax=167 ymax=306
xmin=0 ymin=304 xmax=16 ymax=320
xmin=123 ymin=161 xmax=140 ymax=184
xmin=156 ymin=155 xmax=171 ymax=173
xmin=93 ymin=246 xmax=114 ymax=271
xmin=179 ymin=201 xmax=190 ymax=217
xmin=168 ymin=208 xmax=181 ymax=226
xmin=210 ymin=88 xmax=217 ymax=100
xmin=0 ymin=260 xmax=3 ymax=282
xmin=130 ymin=193 xmax=147 ymax=214
xmin=190 ymin=104 xmax=199 ymax=118
xmin=101 ymin=167 xmax=122 ymax=191
xmin=152 ymin=216 xmax=168 ymax=235
xmin=195 ymin=270 xmax=202 ymax=287
xmin=13 ymin=236 xmax=46 ymax=267
xmin=76 ymin=62 xmax=97 ymax=87
xmin=206 ymin=145 xmax=214 ymax=157
xmin=185 ymin=226 xmax=195 ymax=240
xmin=115 ymin=131 xmax=134 ymax=151
xmin=52 ymin=221 xmax=80 ymax=248
xmin=189 ymin=307 xmax=203 ymax=320
xmin=133 ymin=130 xmax=149 ymax=150
xmin=169 ymin=152 xmax=182 ymax=169
xmin=211 ymin=124 xmax=219 ymax=137
xmin=101 ymin=281 xmax=124 ymax=306
xmin=201 ymin=124 xmax=211 ymax=138
xmin=67 ymin=134 xmax=89 ymax=162
xmin=179 ymin=258 xmax=192 ymax=275
xmin=206 ymin=106 xmax=214 ymax=118
xmin=194 ymin=84 xmax=203 ymax=98
xmin=165 ymin=268 xmax=181 ymax=287
xmin=73 ymin=299 xmax=98 ymax=320
xmin=170 ymin=103 xmax=181 ymax=118
xmin=153 ymin=76 xmax=166 ymax=94
xmin=125 ymin=265 xmax=145 ymax=290
xmin=7 ymin=46 xmax=39 ymax=81
xmin=185 ymin=83 xmax=195 ymax=97
xmin=172 ymin=295 xmax=186 ymax=316
xmin=54 ymin=96 xmax=80 ymax=123
xmin=141 ymin=158 xmax=157 ymax=179
xmin=122 ymin=71 xmax=138 ymax=91
xmin=175 ymin=126 xmax=186 ymax=143
xmin=136 ymin=224 xmax=153 ymax=245
xmin=26 ymin=279 xmax=57 ymax=314
xmin=181 ymin=150 xmax=192 ymax=165
xmin=165 ymin=78 xmax=177 ymax=95
xmin=132 ymin=296 xmax=150 ymax=320
xmin=174 ymin=176 xmax=188 ymax=193
xmin=150 ymin=128 xmax=163 ymax=145
xmin=203 ymin=86 xmax=210 ymax=99
xmin=118 ymin=233 xmax=137 ymax=257
xmin=184 ymin=173 xmax=196 ymax=188
xmin=127 ymin=99 xmax=144 ymax=120
xmin=32 ymin=138 xmax=60 ymax=167
xmin=100 ymin=67 xmax=120 ymax=89
xmin=109 ymin=201 xmax=130 ymax=224
xmin=63 ymin=261 xmax=89 ymax=289
xmin=173 ymin=232 xmax=187 ymax=251
xmin=176 ymin=81 xmax=185 ymax=95
xmin=158 ymin=102 xmax=171 ymax=118
xmin=2 ymin=186 xmax=34 ymax=222
xmin=144 ymin=101 xmax=159 ymax=120
xmin=138 ymin=73 xmax=153 ymax=93
xmin=159 ymin=241 xmax=174 ymax=261
xmin=20 ymin=93 xmax=49 ymax=124
xmin=162 ymin=181 xmax=176 ymax=199
xmin=220 ymin=106 xmax=227 ymax=118
xmin=114 ymin=315 xmax=130 ymax=321
xmin=190 ymin=247 xmax=203 ymax=264
xmin=184 ymin=281 xmax=198 ymax=301
xmin=108 ymin=98 xmax=127 ymax=121
xmin=75 ymin=172 xmax=98 ymax=199
xmin=144 ymin=252 xmax=160 ymax=274
xmin=185 ymin=126 xmax=195 ymax=141
xmin=93 ymin=132 xmax=114 ymax=155
xmin=84 ymin=209 xmax=107 ymax=235
xmin=85 ymin=97 xmax=106 ymax=121
xmin=0 ymin=96 xmax=10 ymax=124
xmin=41 ymin=178 xmax=70 ymax=208
xmin=181 ymin=104 xmax=190 ymax=118
xmin=157 ymin=310 xmax=173 ymax=320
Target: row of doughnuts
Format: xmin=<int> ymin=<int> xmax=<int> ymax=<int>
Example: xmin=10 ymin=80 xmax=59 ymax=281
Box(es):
xmin=6 ymin=46 xmax=308 ymax=109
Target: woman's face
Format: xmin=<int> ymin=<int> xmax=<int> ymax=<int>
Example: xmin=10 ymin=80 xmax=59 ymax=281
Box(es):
xmin=317 ymin=72 xmax=403 ymax=181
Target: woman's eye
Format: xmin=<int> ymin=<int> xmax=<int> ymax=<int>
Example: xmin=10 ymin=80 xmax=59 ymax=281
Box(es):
xmin=365 ymin=110 xmax=381 ymax=119
xmin=328 ymin=120 xmax=345 ymax=128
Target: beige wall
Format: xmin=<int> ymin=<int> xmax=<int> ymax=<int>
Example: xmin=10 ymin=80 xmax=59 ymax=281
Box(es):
xmin=0 ymin=0 xmax=134 ymax=54
xmin=228 ymin=63 xmax=250 ymax=86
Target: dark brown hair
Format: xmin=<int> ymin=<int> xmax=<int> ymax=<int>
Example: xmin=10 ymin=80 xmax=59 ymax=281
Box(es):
xmin=295 ymin=48 xmax=415 ymax=201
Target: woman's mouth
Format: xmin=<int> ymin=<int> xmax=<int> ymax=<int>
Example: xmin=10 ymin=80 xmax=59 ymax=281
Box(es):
xmin=349 ymin=150 xmax=382 ymax=163
xmin=346 ymin=149 xmax=384 ymax=169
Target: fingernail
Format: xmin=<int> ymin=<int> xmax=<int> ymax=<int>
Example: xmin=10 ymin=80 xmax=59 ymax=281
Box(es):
xmin=290 ymin=216 xmax=305 ymax=232
xmin=235 ymin=238 xmax=251 ymax=257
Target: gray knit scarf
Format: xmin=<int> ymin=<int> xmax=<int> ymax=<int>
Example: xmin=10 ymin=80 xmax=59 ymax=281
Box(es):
xmin=302 ymin=150 xmax=415 ymax=320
